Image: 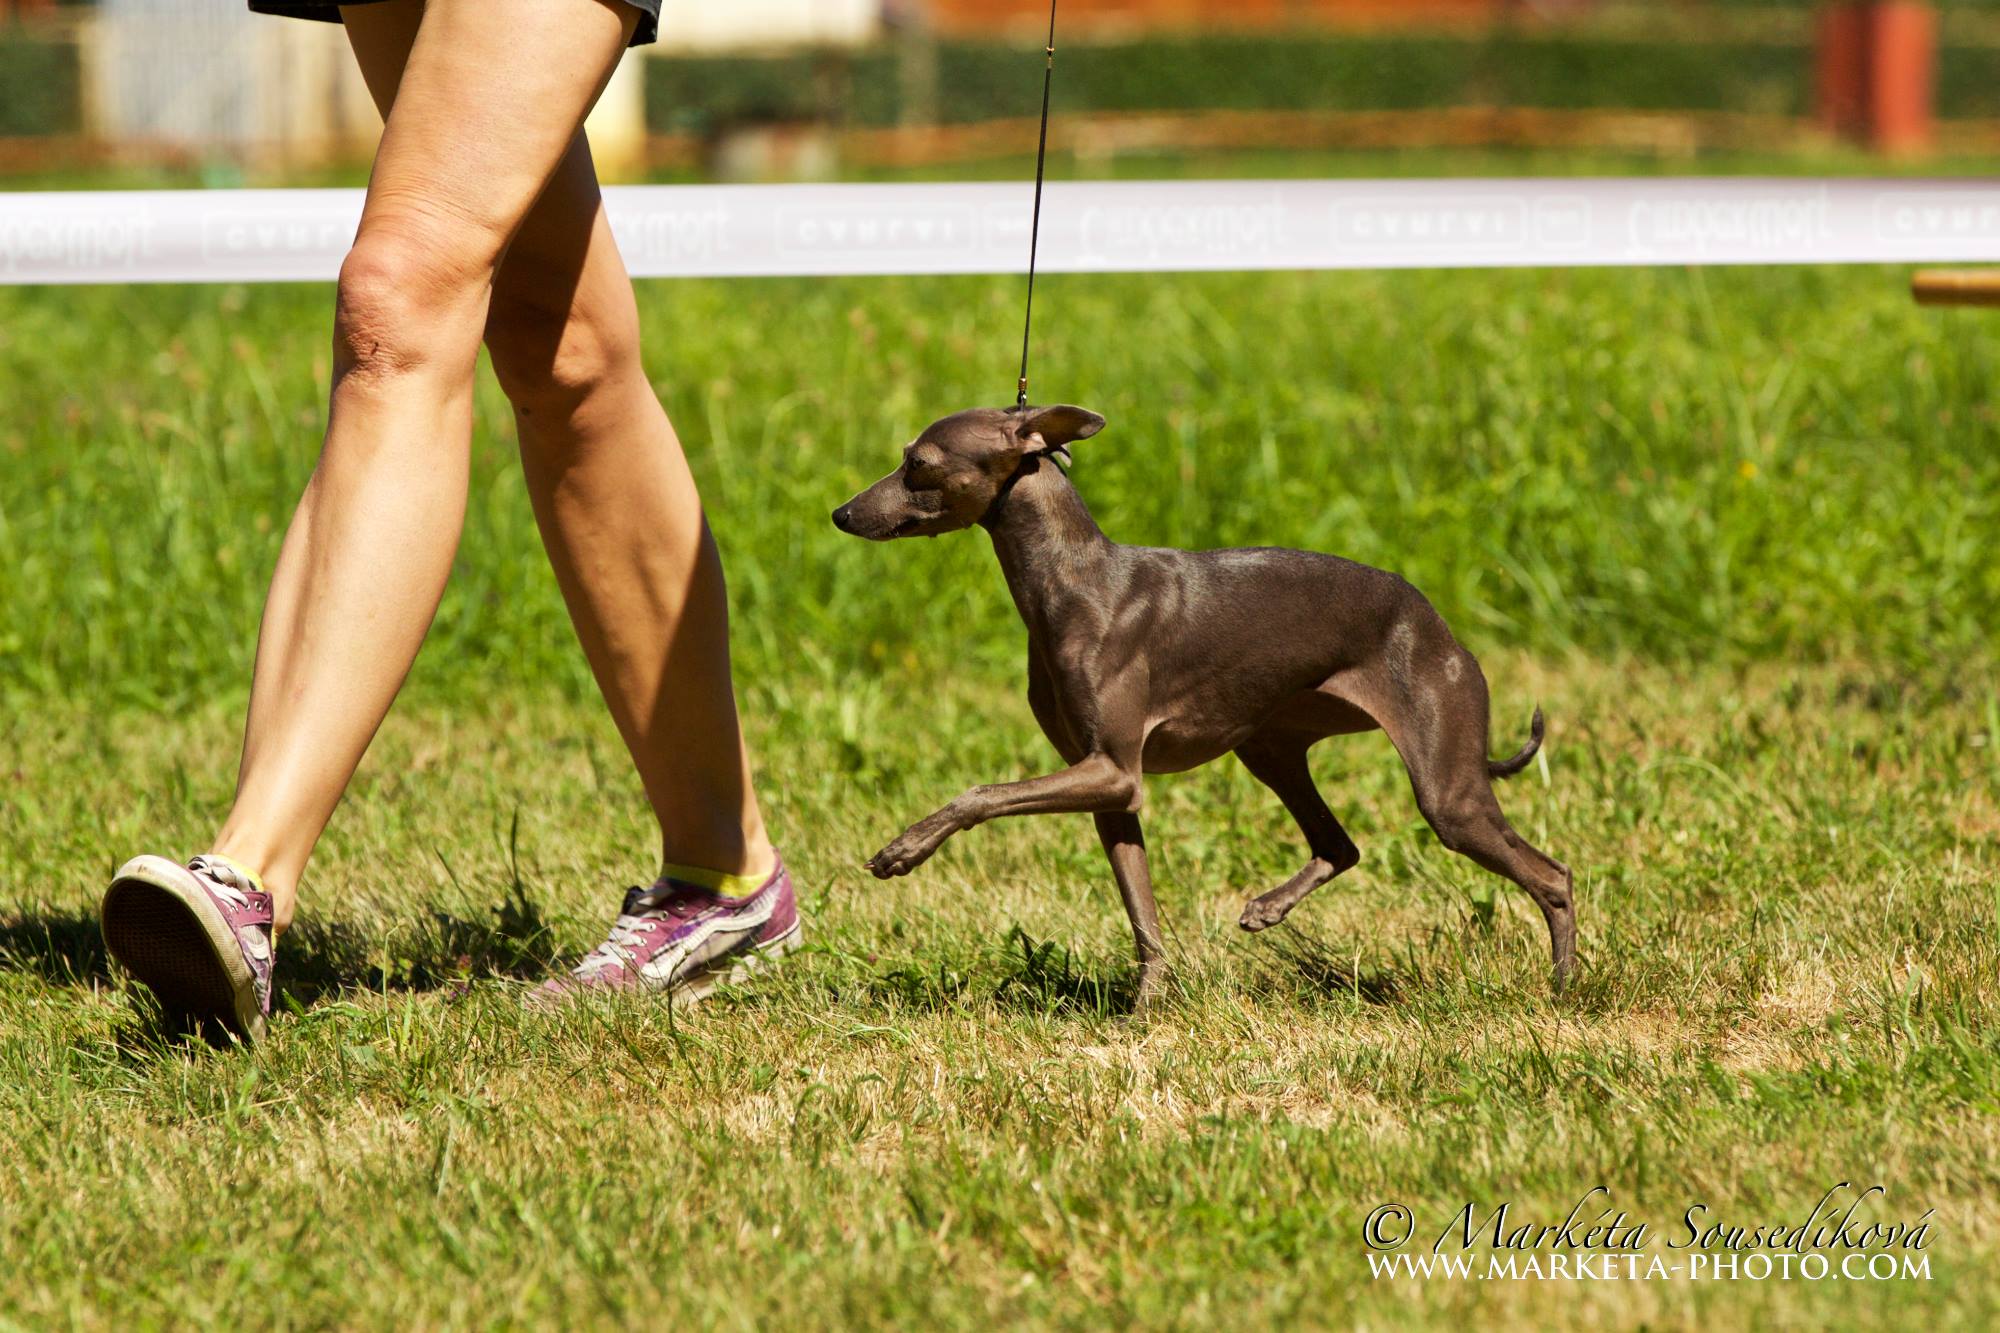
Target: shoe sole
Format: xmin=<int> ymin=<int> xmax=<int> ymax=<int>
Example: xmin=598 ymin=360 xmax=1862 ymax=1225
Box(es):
xmin=101 ymin=855 xmax=265 ymax=1043
xmin=671 ymin=920 xmax=803 ymax=1008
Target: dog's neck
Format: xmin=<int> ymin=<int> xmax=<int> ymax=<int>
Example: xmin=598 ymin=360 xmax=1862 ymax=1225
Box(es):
xmin=981 ymin=455 xmax=1113 ymax=634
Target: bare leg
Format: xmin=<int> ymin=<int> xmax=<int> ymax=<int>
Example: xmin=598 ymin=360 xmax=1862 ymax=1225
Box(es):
xmin=335 ymin=6 xmax=772 ymax=887
xmin=208 ymin=0 xmax=641 ymax=931
xmin=495 ymin=160 xmax=770 ymax=878
xmin=1093 ymin=811 xmax=1167 ymax=1013
xmin=1234 ymin=734 xmax=1361 ymax=931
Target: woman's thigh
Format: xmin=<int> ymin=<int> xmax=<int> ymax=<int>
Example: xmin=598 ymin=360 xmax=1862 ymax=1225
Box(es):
xmin=343 ymin=1 xmax=637 ymax=381
xmin=336 ymin=0 xmax=636 ymax=275
xmin=340 ymin=0 xmax=422 ymax=113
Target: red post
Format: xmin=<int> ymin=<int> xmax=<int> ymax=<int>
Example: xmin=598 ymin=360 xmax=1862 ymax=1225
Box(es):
xmin=1816 ymin=2 xmax=1935 ymax=154
xmin=1868 ymin=1 xmax=1936 ymax=155
xmin=1816 ymin=4 xmax=1870 ymax=138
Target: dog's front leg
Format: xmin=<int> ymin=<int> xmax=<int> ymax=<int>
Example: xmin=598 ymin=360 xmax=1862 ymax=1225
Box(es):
xmin=1094 ymin=810 xmax=1166 ymax=1016
xmin=866 ymin=752 xmax=1141 ymax=879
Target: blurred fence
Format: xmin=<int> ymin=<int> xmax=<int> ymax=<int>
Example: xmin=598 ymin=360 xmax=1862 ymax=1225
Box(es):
xmin=87 ymin=1 xmax=378 ymax=160
xmin=0 ymin=0 xmax=653 ymax=174
xmin=3 ymin=2 xmax=2000 ymax=175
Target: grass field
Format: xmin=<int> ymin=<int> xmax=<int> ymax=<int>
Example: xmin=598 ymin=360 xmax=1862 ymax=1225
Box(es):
xmin=2 ymin=241 xmax=1998 ymax=1326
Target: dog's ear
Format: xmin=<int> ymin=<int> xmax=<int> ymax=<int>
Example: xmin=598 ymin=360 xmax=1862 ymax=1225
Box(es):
xmin=1012 ymin=404 xmax=1106 ymax=454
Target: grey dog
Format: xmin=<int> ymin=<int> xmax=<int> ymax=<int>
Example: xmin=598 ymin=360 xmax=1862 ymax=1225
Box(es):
xmin=833 ymin=405 xmax=1575 ymax=1008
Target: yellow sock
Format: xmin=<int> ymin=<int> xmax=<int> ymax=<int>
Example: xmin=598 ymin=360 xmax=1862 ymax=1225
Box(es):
xmin=661 ymin=856 xmax=776 ymax=898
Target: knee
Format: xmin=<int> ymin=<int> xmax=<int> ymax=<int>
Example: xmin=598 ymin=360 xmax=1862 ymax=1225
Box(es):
xmin=484 ymin=280 xmax=641 ymax=422
xmin=1425 ymin=817 xmax=1468 ymax=855
xmin=334 ymin=227 xmax=488 ymax=386
xmin=1418 ymin=797 xmax=1481 ymax=854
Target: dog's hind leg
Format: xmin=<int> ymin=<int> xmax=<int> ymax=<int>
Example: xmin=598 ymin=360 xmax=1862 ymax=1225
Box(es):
xmin=1372 ymin=664 xmax=1577 ymax=988
xmin=1234 ymin=734 xmax=1361 ymax=932
xmin=1412 ymin=770 xmax=1575 ymax=989
xmin=1094 ymin=811 xmax=1167 ymax=1014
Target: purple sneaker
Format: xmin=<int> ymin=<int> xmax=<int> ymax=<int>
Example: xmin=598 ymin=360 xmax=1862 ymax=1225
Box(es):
xmin=101 ymin=853 xmax=275 ymax=1043
xmin=529 ymin=855 xmax=801 ymax=1010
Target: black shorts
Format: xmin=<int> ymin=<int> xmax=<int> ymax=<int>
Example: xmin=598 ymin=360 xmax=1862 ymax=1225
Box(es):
xmin=249 ymin=1 xmax=661 ymax=47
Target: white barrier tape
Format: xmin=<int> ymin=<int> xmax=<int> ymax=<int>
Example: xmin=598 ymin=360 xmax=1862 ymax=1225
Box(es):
xmin=1 ymin=178 xmax=1997 ymax=285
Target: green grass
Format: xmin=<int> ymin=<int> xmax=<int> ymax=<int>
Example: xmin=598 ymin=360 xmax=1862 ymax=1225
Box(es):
xmin=4 ymin=264 xmax=1995 ymax=704
xmin=2 ymin=244 xmax=1998 ymax=1325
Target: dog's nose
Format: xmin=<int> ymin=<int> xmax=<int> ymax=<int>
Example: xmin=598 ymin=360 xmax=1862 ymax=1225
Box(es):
xmin=831 ymin=504 xmax=853 ymax=532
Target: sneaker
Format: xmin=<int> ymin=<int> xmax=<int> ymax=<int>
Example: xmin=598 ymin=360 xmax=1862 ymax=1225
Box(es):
xmin=528 ymin=855 xmax=801 ymax=1010
xmin=101 ymin=853 xmax=275 ymax=1043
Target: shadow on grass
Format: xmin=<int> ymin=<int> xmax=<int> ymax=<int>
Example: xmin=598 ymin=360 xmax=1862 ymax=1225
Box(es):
xmin=0 ymin=914 xmax=250 ymax=1053
xmin=991 ymin=926 xmax=1137 ymax=1017
xmin=0 ymin=879 xmax=559 ymax=1008
xmin=1249 ymin=925 xmax=1405 ymax=1006
xmin=277 ymin=881 xmax=557 ymax=1004
xmin=0 ymin=910 xmax=108 ymax=987
xmin=852 ymin=926 xmax=1138 ymax=1018
xmin=861 ymin=923 xmax=1407 ymax=1018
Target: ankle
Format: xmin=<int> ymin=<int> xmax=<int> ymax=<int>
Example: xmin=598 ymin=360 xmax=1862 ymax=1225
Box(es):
xmin=659 ymin=822 xmax=776 ymax=889
xmin=204 ymin=835 xmax=298 ymax=934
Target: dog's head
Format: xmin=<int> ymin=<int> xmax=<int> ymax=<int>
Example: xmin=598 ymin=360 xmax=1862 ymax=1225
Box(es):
xmin=831 ymin=404 xmax=1105 ymax=541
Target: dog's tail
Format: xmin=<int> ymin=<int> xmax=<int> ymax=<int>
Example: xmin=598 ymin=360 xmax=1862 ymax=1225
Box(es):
xmin=1487 ymin=706 xmax=1545 ymax=780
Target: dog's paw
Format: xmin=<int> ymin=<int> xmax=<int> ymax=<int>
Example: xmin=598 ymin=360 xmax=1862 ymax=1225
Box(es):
xmin=1238 ymin=898 xmax=1289 ymax=932
xmin=867 ymin=813 xmax=958 ymax=878
xmin=866 ymin=832 xmax=934 ymax=878
xmin=1124 ymin=966 xmax=1168 ymax=1023
xmin=865 ymin=846 xmax=914 ymax=879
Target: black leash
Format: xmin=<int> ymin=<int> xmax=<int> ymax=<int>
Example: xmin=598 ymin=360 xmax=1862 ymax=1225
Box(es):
xmin=1015 ymin=0 xmax=1058 ymax=409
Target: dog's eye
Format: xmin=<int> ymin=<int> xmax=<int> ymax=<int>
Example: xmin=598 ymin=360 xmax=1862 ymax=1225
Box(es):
xmin=904 ymin=463 xmax=939 ymax=489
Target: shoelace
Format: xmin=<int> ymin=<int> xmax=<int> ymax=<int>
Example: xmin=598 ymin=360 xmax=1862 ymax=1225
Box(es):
xmin=570 ymin=885 xmax=725 ymax=977
xmin=573 ymin=908 xmax=663 ymax=977
xmin=187 ymin=856 xmax=254 ymax=909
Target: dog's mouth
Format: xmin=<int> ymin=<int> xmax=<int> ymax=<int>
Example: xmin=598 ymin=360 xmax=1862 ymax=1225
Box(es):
xmin=885 ymin=510 xmax=953 ymax=539
xmin=838 ymin=501 xmax=949 ymax=540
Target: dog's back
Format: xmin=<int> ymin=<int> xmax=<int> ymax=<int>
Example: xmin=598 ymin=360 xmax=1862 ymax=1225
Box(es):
xmin=1108 ymin=541 xmax=1445 ymax=694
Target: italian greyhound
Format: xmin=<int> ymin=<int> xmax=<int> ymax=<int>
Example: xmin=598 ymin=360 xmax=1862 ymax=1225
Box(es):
xmin=832 ymin=405 xmax=1575 ymax=1008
